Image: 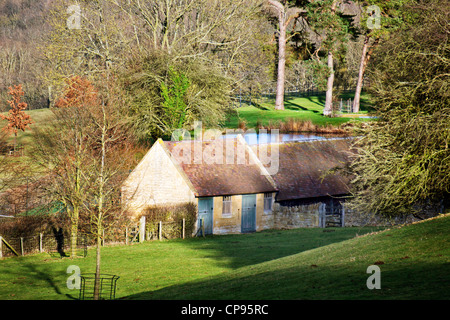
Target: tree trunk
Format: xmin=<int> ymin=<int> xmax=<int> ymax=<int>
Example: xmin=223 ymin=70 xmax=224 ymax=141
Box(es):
xmin=93 ymin=223 xmax=102 ymax=300
xmin=268 ymin=0 xmax=287 ymax=111
xmin=275 ymin=12 xmax=286 ymax=111
xmin=323 ymin=51 xmax=334 ymax=116
xmin=13 ymin=132 xmax=17 ymax=154
xmin=93 ymin=107 xmax=107 ymax=300
xmin=323 ymin=0 xmax=338 ymax=117
xmin=353 ymin=35 xmax=378 ymax=113
xmin=70 ymin=207 xmax=79 ymax=258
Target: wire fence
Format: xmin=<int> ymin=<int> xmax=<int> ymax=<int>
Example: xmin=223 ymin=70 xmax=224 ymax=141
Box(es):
xmin=0 ymin=231 xmax=88 ymax=258
xmin=0 ymin=218 xmax=192 ymax=259
xmin=232 ymin=87 xmax=360 ymax=110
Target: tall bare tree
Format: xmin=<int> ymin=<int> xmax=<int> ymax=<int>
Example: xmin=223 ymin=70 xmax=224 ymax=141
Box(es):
xmin=33 ymin=76 xmax=97 ymax=258
xmin=352 ymin=0 xmax=409 ymax=113
xmin=267 ymin=0 xmax=304 ymax=110
xmin=305 ymin=0 xmax=351 ymax=116
xmin=85 ymin=78 xmax=136 ymax=300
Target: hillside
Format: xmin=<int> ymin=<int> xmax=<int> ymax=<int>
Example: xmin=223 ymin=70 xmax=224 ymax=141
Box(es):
xmin=0 ymin=215 xmax=448 ymax=301
xmin=128 ymin=214 xmax=450 ymax=300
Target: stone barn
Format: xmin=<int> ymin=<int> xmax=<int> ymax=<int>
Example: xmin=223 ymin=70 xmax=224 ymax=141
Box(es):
xmin=253 ymin=139 xmax=352 ymax=229
xmin=121 ymin=135 xmax=353 ymax=235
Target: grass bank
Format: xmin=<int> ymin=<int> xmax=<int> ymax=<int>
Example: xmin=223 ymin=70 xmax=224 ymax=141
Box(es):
xmin=225 ymin=92 xmax=375 ymax=131
xmin=0 ymin=214 xmax=448 ymax=300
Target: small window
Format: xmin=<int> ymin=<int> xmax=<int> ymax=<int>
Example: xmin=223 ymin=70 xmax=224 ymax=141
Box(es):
xmin=264 ymin=193 xmax=273 ymax=212
xmin=222 ymin=196 xmax=232 ymax=217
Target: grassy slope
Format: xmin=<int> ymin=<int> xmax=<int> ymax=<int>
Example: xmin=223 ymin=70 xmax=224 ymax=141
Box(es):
xmin=1 ymin=215 xmax=448 ymax=300
xmin=0 ymin=108 xmax=54 ymax=147
xmin=224 ymin=92 xmax=374 ymax=129
xmin=131 ymin=215 xmax=450 ymax=300
xmin=0 ymin=109 xmax=54 ymax=183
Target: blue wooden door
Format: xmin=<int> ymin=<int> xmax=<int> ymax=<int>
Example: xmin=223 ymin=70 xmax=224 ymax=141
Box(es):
xmin=241 ymin=194 xmax=256 ymax=233
xmin=198 ymin=197 xmax=214 ymax=235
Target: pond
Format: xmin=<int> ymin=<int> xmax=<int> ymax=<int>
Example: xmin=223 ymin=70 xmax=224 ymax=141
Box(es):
xmin=220 ymin=132 xmax=348 ymax=145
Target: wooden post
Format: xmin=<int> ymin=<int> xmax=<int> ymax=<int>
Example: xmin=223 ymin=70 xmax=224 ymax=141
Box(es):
xmin=182 ymin=218 xmax=185 ymax=239
xmin=158 ymin=221 xmax=162 ymax=241
xmin=20 ymin=237 xmax=24 ymax=256
xmin=125 ymin=227 xmax=128 ymax=245
xmin=39 ymin=233 xmax=43 ymax=253
xmin=0 ymin=236 xmax=3 ymax=259
xmin=139 ymin=216 xmax=146 ymax=243
xmin=198 ymin=218 xmax=205 ymax=238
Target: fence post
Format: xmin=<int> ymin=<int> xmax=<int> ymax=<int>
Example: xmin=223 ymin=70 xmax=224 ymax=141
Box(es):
xmin=139 ymin=216 xmax=146 ymax=243
xmin=125 ymin=227 xmax=128 ymax=245
xmin=20 ymin=237 xmax=24 ymax=256
xmin=159 ymin=221 xmax=162 ymax=241
xmin=39 ymin=233 xmax=43 ymax=253
xmin=182 ymin=218 xmax=185 ymax=239
xmin=0 ymin=236 xmax=3 ymax=259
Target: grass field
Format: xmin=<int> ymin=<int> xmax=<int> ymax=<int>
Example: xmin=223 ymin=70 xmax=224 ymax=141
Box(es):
xmin=1 ymin=92 xmax=374 ymax=147
xmin=1 ymin=214 xmax=448 ymax=300
xmin=225 ymin=92 xmax=374 ymax=129
xmin=0 ymin=108 xmax=54 ymax=148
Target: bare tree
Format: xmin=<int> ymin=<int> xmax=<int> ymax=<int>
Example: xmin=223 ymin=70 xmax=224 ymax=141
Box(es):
xmin=267 ymin=0 xmax=303 ymax=110
xmin=323 ymin=0 xmax=339 ymax=117
xmin=84 ymin=79 xmax=136 ymax=300
xmin=32 ymin=76 xmax=97 ymax=258
xmin=353 ymin=34 xmax=378 ymax=112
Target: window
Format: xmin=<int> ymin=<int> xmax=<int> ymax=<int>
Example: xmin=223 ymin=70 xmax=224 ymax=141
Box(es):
xmin=222 ymin=196 xmax=232 ymax=217
xmin=264 ymin=193 xmax=273 ymax=212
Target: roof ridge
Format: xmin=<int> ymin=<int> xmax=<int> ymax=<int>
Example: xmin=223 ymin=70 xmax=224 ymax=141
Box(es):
xmin=237 ymin=134 xmax=279 ymax=191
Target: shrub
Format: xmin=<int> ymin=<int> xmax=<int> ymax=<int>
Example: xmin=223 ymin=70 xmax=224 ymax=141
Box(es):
xmin=141 ymin=202 xmax=197 ymax=238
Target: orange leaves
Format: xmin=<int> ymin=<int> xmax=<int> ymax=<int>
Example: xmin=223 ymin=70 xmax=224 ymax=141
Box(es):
xmin=54 ymin=76 xmax=99 ymax=109
xmin=0 ymin=84 xmax=33 ymax=135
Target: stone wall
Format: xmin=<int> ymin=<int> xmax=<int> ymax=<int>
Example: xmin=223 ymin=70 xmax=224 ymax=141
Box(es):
xmin=121 ymin=140 xmax=196 ymax=218
xmin=263 ymin=202 xmax=322 ymax=229
xmin=344 ymin=209 xmax=423 ymax=227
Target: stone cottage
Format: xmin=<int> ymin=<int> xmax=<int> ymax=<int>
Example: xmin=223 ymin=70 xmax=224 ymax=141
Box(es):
xmin=253 ymin=139 xmax=352 ymax=229
xmin=121 ymin=135 xmax=353 ymax=235
xmin=121 ymin=135 xmax=278 ymax=235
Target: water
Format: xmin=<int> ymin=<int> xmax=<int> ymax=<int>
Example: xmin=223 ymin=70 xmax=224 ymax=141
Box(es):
xmin=220 ymin=132 xmax=347 ymax=145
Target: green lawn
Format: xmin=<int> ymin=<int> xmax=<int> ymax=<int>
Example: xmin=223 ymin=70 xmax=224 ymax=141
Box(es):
xmin=0 ymin=108 xmax=54 ymax=148
xmin=225 ymin=92 xmax=375 ymax=130
xmin=1 ymin=214 xmax=448 ymax=300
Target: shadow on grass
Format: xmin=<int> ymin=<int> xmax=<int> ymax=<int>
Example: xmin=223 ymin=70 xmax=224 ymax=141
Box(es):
xmin=175 ymin=228 xmax=373 ymax=270
xmin=123 ymin=258 xmax=450 ymax=300
xmin=0 ymin=256 xmax=67 ymax=299
xmin=284 ymin=100 xmax=320 ymax=113
xmin=120 ymin=227 xmax=389 ymax=299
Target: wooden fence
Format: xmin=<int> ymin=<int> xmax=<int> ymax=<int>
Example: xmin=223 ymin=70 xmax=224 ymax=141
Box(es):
xmin=126 ymin=218 xmax=189 ymax=244
xmin=0 ymin=218 xmax=190 ymax=259
xmin=0 ymin=232 xmax=87 ymax=258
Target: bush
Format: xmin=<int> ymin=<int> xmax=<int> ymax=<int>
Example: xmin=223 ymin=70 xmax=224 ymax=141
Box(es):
xmin=0 ymin=213 xmax=68 ymax=239
xmin=141 ymin=203 xmax=197 ymax=238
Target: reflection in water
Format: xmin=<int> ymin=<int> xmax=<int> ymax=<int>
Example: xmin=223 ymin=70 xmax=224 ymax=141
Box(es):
xmin=220 ymin=132 xmax=348 ymax=145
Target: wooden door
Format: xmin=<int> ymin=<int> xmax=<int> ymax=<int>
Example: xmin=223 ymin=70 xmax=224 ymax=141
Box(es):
xmin=241 ymin=194 xmax=256 ymax=233
xmin=198 ymin=197 xmax=214 ymax=235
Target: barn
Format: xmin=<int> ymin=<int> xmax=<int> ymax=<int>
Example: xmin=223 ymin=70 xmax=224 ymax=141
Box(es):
xmin=121 ymin=135 xmax=353 ymax=235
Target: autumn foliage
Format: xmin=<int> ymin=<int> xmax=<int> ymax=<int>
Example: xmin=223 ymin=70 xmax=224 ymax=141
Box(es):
xmin=54 ymin=76 xmax=99 ymax=109
xmin=0 ymin=84 xmax=33 ymax=152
